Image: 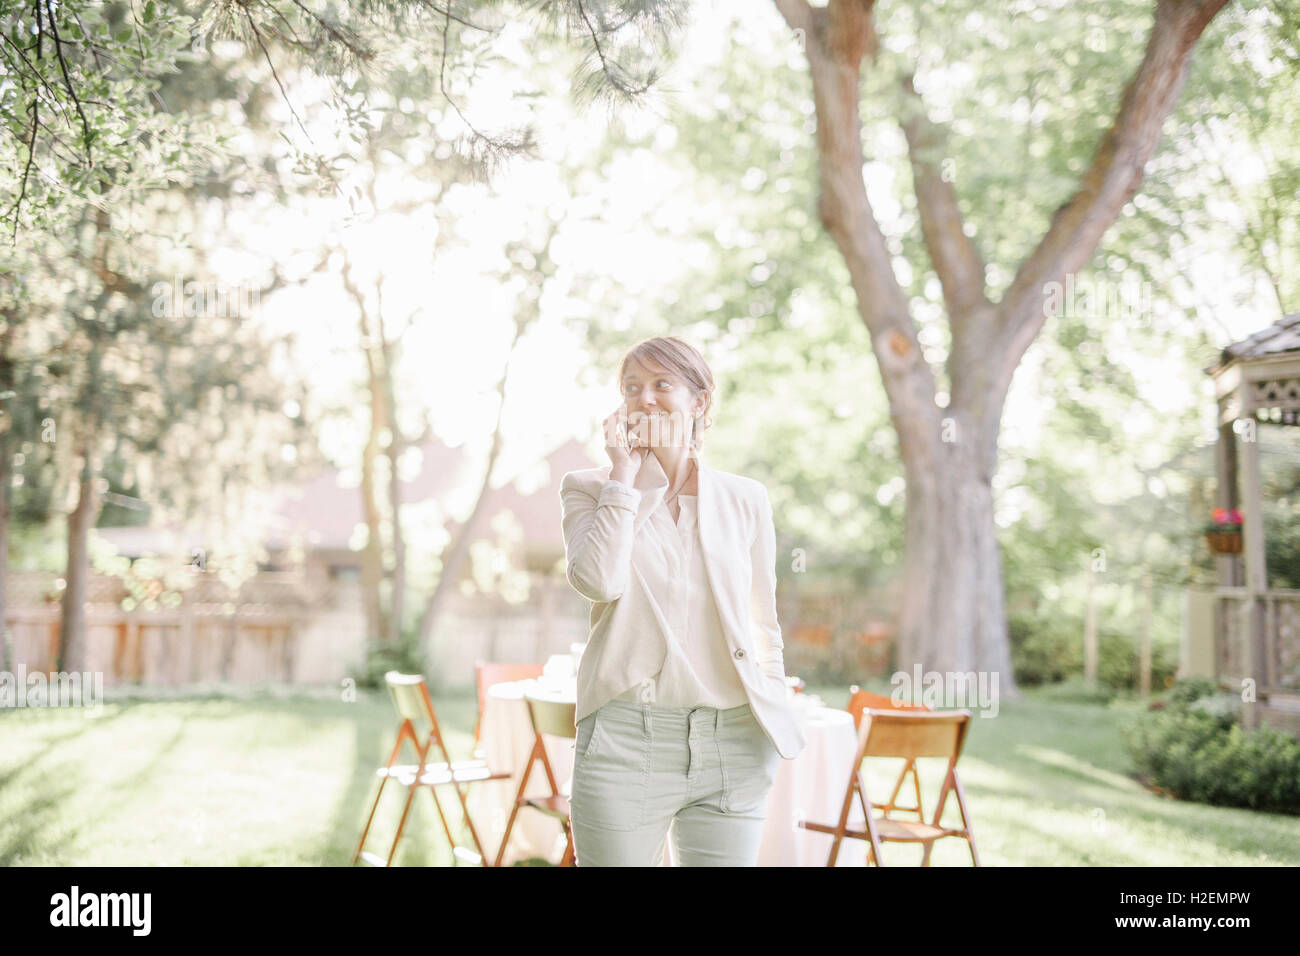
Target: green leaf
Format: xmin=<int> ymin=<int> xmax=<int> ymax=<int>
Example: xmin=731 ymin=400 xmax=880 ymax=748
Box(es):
xmin=115 ymin=27 xmax=133 ymax=43
xmin=144 ymin=1 xmax=155 ymax=22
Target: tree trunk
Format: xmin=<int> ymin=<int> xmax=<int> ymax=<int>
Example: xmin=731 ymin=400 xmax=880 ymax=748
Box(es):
xmin=59 ymin=436 xmax=99 ymax=673
xmin=378 ymin=309 xmax=406 ymax=647
xmin=896 ymin=425 xmax=1015 ymax=683
xmin=0 ymin=435 xmax=9 ymax=672
xmin=344 ymin=251 xmax=390 ymax=648
xmin=0 ymin=313 xmax=14 ymax=667
xmin=359 ymin=409 xmax=387 ymax=646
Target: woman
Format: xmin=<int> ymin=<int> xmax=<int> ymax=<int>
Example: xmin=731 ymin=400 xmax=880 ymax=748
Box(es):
xmin=558 ymin=336 xmax=807 ymax=866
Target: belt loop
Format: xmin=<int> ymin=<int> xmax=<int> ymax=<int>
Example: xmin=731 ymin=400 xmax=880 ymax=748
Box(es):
xmin=637 ymin=677 xmax=652 ymax=735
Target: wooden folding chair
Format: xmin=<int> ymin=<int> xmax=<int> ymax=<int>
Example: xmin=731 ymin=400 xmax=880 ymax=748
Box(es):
xmin=800 ymin=705 xmax=979 ymax=866
xmin=473 ymin=661 xmax=545 ymax=758
xmin=846 ymin=686 xmax=933 ymax=823
xmin=354 ymin=671 xmax=514 ymax=867
xmin=493 ymin=691 xmax=576 ymax=867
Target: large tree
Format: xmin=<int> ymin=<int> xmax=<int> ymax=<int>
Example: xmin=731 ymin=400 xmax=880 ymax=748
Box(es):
xmin=768 ymin=0 xmax=1233 ymax=689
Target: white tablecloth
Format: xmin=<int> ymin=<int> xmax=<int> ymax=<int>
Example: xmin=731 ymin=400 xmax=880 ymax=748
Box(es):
xmin=474 ymin=680 xmax=868 ymax=866
xmin=754 ymin=702 xmax=868 ymax=866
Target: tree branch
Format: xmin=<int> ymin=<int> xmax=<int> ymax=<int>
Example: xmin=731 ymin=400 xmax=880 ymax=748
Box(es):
xmin=7 ymin=100 xmax=39 ymax=243
xmin=775 ymin=0 xmax=940 ymax=457
xmin=992 ymin=0 xmax=1233 ymax=387
xmin=898 ymin=73 xmax=989 ymax=324
xmin=42 ymin=0 xmax=94 ymax=166
xmin=771 ymin=0 xmax=814 ymax=40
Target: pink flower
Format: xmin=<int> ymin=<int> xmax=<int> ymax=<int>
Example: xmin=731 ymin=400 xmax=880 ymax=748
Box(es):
xmin=1212 ymin=507 xmax=1228 ymax=523
xmin=1228 ymin=508 xmax=1243 ymax=524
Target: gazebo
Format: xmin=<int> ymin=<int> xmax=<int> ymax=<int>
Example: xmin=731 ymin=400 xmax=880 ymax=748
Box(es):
xmin=1205 ymin=313 xmax=1300 ymax=734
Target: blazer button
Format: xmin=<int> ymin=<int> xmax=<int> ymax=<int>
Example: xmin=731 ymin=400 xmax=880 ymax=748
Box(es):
xmin=734 ymin=648 xmax=746 ymax=660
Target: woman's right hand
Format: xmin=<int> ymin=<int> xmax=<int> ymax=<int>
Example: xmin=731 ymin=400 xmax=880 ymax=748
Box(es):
xmin=603 ymin=405 xmax=645 ymax=477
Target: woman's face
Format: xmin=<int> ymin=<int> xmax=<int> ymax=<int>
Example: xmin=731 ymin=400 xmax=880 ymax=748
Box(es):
xmin=621 ymin=359 xmax=703 ymax=449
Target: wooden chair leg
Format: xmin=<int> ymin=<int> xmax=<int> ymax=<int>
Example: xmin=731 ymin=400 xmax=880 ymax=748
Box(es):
xmin=883 ymin=760 xmax=913 ymax=817
xmin=536 ymin=743 xmax=572 ymax=867
xmin=857 ymin=771 xmax=885 ymax=866
xmin=384 ymin=731 xmax=428 ymax=866
xmin=353 ymin=774 xmax=390 ymax=864
xmin=426 ymin=782 xmax=461 ymax=862
xmin=451 ymin=779 xmax=494 ymax=865
xmin=354 ymin=733 xmax=407 ymax=864
xmin=952 ymin=772 xmax=980 ymax=866
xmin=559 ymin=823 xmax=575 ymax=867
xmin=909 ymin=762 xmax=924 ymax=821
xmin=826 ymin=766 xmax=858 ymax=867
xmin=494 ymin=803 xmax=523 ymax=867
xmin=493 ymin=740 xmax=539 ymax=867
xmin=423 ymin=735 xmax=496 ymax=866
xmin=387 ymin=783 xmax=419 ymax=866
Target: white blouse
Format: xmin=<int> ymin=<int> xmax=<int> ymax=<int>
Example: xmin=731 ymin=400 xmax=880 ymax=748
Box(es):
xmin=611 ymin=488 xmax=750 ymax=709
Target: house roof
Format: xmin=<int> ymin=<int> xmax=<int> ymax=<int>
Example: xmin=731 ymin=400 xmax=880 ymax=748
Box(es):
xmin=96 ymin=436 xmax=605 ymax=563
xmin=1208 ymin=313 xmax=1300 ymax=375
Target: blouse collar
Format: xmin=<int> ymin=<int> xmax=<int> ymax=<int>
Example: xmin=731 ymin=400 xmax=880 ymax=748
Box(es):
xmin=631 ymin=447 xmax=705 ymax=495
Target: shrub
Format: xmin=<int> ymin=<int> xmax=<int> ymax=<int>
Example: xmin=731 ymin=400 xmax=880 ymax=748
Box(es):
xmin=1095 ymin=627 xmax=1180 ymax=691
xmin=1008 ymin=611 xmax=1080 ymax=685
xmin=350 ymin=631 xmax=429 ymax=691
xmin=1123 ymin=691 xmax=1300 ymax=815
xmin=1163 ymin=676 xmax=1220 ymax=707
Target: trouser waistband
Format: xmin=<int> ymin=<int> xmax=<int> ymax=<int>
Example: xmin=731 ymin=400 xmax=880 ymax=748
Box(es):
xmin=602 ymin=691 xmax=752 ymax=733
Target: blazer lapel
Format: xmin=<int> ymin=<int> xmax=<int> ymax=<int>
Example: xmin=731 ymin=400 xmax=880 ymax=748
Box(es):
xmin=630 ymin=451 xmax=669 ymax=538
xmin=624 ymin=450 xmax=736 ymax=610
xmin=697 ymin=462 xmax=746 ymax=644
xmin=617 ymin=450 xmax=751 ymax=660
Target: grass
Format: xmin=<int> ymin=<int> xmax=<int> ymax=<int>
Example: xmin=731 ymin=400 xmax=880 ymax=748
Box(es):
xmin=1 ymin=678 xmax=1296 ymax=866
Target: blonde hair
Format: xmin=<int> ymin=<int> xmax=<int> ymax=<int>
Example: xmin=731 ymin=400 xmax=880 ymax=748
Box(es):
xmin=618 ymin=336 xmax=716 ymax=452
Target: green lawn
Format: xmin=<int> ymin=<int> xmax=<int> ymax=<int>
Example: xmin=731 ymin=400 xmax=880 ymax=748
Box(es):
xmin=1 ymin=680 xmax=1296 ymax=866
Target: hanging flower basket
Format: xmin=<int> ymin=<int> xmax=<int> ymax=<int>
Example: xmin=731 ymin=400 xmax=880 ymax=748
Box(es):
xmin=1204 ymin=508 xmax=1243 ymax=554
xmin=1205 ymin=530 xmax=1243 ymax=554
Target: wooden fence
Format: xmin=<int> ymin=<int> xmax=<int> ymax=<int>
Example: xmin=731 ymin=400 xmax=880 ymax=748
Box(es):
xmin=3 ymin=568 xmax=358 ymax=685
xmin=2 ymin=568 xmax=896 ymax=689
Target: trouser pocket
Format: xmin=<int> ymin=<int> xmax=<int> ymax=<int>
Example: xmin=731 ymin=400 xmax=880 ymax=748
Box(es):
xmin=722 ymin=714 xmax=780 ymax=815
xmin=570 ymin=706 xmax=649 ymax=831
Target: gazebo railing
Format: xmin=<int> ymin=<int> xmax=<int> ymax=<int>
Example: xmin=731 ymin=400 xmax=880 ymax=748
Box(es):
xmin=1265 ymin=591 xmax=1300 ymax=693
xmin=1214 ymin=587 xmax=1249 ymax=689
xmin=1214 ymin=587 xmax=1300 ymax=695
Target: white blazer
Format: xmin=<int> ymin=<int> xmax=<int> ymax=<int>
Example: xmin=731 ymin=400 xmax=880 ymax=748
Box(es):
xmin=559 ymin=449 xmax=808 ymax=759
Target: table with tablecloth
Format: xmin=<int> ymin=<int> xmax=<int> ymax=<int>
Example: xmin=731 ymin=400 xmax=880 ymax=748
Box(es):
xmin=472 ymin=673 xmax=868 ymax=866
